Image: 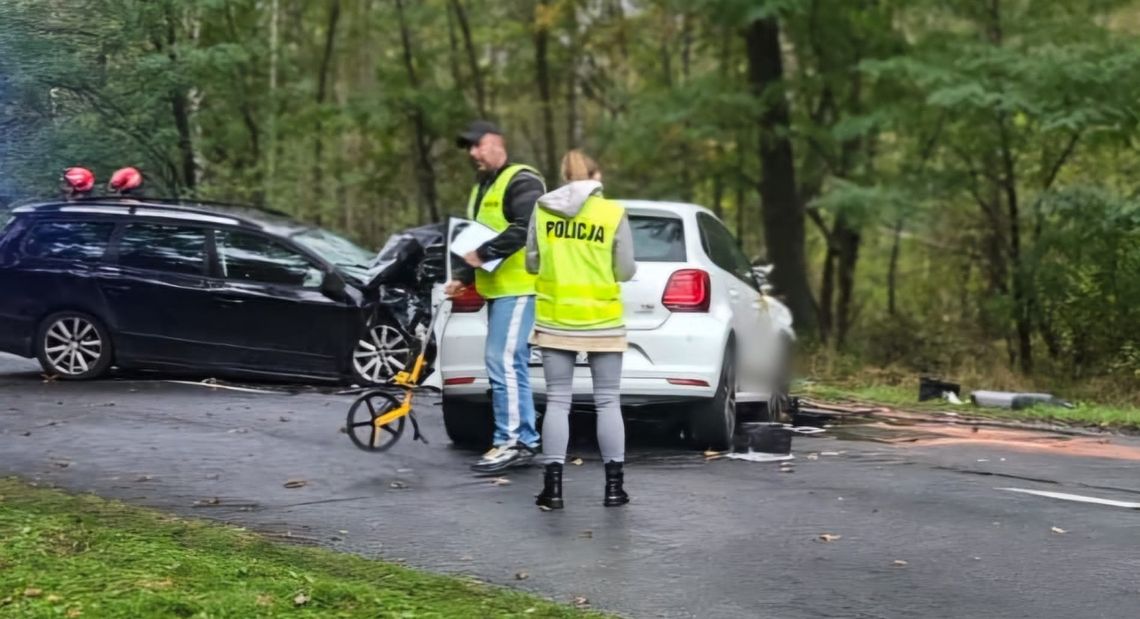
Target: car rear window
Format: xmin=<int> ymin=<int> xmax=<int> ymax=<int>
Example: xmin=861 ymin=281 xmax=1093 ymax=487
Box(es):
xmin=629 ymin=215 xmax=686 ymax=262
xmin=23 ymin=221 xmax=115 ymax=262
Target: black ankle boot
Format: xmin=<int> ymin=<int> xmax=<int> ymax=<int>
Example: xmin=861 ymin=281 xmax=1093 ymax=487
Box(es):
xmin=536 ymin=463 xmax=564 ymax=509
xmin=604 ymin=461 xmax=629 ymax=507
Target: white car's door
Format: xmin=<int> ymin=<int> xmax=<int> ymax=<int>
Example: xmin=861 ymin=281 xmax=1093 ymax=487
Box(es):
xmin=694 ymin=212 xmax=773 ymax=392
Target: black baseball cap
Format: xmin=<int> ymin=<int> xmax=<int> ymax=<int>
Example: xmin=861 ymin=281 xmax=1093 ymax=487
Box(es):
xmin=456 ymin=120 xmax=501 ymax=148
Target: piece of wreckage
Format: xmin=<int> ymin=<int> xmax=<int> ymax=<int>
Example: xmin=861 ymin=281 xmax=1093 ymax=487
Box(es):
xmin=353 ymin=222 xmax=448 ymax=385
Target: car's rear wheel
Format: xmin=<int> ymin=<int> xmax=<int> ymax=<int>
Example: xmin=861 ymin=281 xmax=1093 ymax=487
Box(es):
xmin=35 ymin=311 xmax=113 ymax=380
xmin=351 ymin=322 xmax=412 ymax=385
xmin=442 ymin=397 xmax=494 ymax=450
xmin=688 ymin=348 xmax=736 ymax=451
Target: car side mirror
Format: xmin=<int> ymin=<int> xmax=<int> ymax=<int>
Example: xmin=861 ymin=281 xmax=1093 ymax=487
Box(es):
xmin=321 ymin=270 xmax=347 ymax=299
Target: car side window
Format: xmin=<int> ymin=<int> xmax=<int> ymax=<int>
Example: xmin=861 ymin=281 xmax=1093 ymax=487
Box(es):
xmin=23 ymin=221 xmax=115 ymax=263
xmin=697 ymin=213 xmax=757 ymax=290
xmin=117 ymin=223 xmax=207 ymax=275
xmin=216 ymin=229 xmax=323 ymax=288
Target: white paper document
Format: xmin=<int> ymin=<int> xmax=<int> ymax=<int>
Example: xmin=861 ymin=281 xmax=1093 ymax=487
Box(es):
xmin=448 ymin=217 xmax=503 ymax=272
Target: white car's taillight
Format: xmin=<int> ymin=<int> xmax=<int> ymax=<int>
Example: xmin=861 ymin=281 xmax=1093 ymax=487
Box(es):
xmin=662 ymin=269 xmax=710 ymax=312
xmin=451 ymin=286 xmax=485 ymax=313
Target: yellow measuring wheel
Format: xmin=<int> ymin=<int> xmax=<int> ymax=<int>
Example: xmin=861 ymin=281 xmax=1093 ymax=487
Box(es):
xmin=345 ymin=299 xmax=448 ymax=452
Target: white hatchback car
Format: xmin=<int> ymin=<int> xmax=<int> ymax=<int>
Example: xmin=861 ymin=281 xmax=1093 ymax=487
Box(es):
xmin=433 ymin=200 xmax=794 ymax=450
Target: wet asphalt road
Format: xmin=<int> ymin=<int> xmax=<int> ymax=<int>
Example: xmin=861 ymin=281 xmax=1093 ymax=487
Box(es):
xmin=2 ymin=353 xmax=1140 ymax=619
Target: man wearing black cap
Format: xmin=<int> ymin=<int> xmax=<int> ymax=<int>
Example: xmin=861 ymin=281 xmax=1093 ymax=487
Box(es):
xmin=446 ymin=120 xmax=546 ymax=474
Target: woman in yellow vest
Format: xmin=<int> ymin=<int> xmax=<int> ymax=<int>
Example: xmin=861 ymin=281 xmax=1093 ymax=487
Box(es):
xmin=525 ymin=150 xmax=636 ymax=509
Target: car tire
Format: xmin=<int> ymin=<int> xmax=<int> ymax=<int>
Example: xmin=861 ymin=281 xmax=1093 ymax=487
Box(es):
xmin=351 ymin=319 xmax=413 ymax=386
xmin=35 ymin=311 xmax=114 ymax=380
xmin=442 ymin=397 xmax=493 ymax=450
xmin=688 ymin=347 xmax=736 ymax=451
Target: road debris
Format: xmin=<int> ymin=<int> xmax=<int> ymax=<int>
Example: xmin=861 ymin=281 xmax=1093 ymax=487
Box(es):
xmin=1051 ymin=527 xmax=1067 ymax=534
xmin=573 ymin=596 xmax=590 ymax=608
xmin=491 ymin=477 xmax=511 ymax=486
xmin=893 ymin=560 xmax=909 ymax=567
xmin=389 ymin=481 xmax=408 ymax=490
xmin=293 ymin=593 xmax=310 ymax=606
xmin=283 ymin=479 xmax=308 ymax=489
xmin=817 ymin=533 xmax=841 ymax=542
xmin=515 ymin=572 xmax=529 ymax=581
xmin=570 ymin=457 xmax=584 ymax=466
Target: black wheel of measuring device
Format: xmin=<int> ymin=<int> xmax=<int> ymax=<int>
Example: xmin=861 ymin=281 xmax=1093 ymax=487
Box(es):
xmin=346 ymin=390 xmax=406 ymax=452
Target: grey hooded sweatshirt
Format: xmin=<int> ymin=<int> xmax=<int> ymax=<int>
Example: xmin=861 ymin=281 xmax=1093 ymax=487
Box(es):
xmin=525 ymin=180 xmax=636 ymax=339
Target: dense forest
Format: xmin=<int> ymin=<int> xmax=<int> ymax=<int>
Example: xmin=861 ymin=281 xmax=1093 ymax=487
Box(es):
xmin=3 ymin=0 xmax=1140 ymax=390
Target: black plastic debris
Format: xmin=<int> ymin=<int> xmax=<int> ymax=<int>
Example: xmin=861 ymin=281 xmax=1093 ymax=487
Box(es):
xmin=919 ymin=377 xmax=961 ymax=402
xmin=734 ymin=422 xmax=793 ymax=455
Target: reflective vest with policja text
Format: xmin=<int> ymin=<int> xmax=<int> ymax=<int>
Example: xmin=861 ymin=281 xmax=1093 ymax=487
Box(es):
xmin=534 ymin=194 xmax=625 ymax=330
xmin=466 ymin=164 xmax=541 ymax=299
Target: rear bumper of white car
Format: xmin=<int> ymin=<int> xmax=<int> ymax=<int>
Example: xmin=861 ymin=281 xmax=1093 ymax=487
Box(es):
xmin=440 ymin=311 xmax=728 ymax=406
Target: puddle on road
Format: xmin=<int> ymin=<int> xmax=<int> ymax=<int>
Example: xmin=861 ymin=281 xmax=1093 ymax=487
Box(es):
xmin=828 ymin=420 xmax=1140 ymax=461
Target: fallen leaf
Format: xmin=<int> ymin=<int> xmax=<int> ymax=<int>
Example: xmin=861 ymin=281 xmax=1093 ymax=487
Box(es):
xmin=893 ymin=560 xmax=909 ymax=567
xmin=1051 ymin=527 xmax=1067 ymax=534
xmin=283 ymin=479 xmax=308 ymax=489
xmin=515 ymin=572 xmax=529 ymax=581
xmin=579 ymin=530 xmax=593 ymax=539
xmin=46 ymin=594 xmax=62 ymax=603
xmin=491 ymin=477 xmax=511 ymax=486
xmin=573 ymin=596 xmax=590 ymax=608
xmin=293 ymin=593 xmax=309 ymax=606
xmin=338 ymin=530 xmax=349 ymax=535
xmin=67 ymin=609 xmax=82 ymax=618
xmin=389 ymin=481 xmax=407 ymax=489
xmin=136 ymin=475 xmax=153 ymax=482
xmin=817 ymin=533 xmax=841 ymax=543
xmin=256 ymin=594 xmax=274 ymax=607
xmin=570 ymin=457 xmax=584 ymax=466
xmin=702 ymin=450 xmax=722 ymax=458
xmin=806 ymin=453 xmax=819 ymax=461
xmin=24 ymin=588 xmax=43 ymax=598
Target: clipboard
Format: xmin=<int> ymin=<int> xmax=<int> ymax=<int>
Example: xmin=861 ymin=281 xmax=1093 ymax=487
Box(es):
xmin=448 ymin=217 xmax=503 ymax=272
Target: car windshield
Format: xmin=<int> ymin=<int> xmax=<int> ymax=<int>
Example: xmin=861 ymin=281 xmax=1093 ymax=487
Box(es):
xmin=291 ymin=228 xmax=375 ymax=282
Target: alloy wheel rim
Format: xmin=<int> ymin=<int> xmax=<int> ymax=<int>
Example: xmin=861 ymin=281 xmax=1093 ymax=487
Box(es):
xmin=352 ymin=325 xmax=410 ymax=384
xmin=44 ymin=317 xmax=102 ymax=376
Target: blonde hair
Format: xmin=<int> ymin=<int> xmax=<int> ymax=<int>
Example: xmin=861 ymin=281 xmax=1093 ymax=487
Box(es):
xmin=561 ymin=149 xmax=601 ymax=182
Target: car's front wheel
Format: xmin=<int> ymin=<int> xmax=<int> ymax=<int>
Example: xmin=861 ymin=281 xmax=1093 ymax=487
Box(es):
xmin=688 ymin=348 xmax=737 ymax=451
xmin=35 ymin=311 xmax=113 ymax=380
xmin=351 ymin=321 xmax=412 ymax=385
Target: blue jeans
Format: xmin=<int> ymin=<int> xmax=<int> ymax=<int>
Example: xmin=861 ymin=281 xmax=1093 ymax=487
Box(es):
xmin=485 ymin=295 xmax=539 ymax=447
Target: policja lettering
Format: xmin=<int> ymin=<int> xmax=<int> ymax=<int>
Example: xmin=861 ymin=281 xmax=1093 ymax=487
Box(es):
xmin=546 ymin=219 xmax=606 ymax=243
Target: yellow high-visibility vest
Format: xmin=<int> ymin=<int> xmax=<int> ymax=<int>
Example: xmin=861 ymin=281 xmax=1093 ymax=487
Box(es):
xmin=534 ymin=194 xmax=624 ymax=330
xmin=466 ymin=164 xmax=540 ymax=298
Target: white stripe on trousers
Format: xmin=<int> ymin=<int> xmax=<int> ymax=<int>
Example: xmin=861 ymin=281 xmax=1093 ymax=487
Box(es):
xmin=502 ymin=296 xmax=528 ymax=443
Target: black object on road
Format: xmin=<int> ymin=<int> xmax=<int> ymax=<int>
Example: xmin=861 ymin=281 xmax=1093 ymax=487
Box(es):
xmin=919 ymin=376 xmax=961 ymax=402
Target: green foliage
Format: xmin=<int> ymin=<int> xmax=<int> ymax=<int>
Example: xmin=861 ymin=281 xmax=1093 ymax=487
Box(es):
xmin=3 ymin=0 xmax=1140 ymax=382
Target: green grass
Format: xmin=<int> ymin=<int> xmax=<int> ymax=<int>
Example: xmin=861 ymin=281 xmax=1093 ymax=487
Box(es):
xmin=798 ymin=380 xmax=1140 ymax=431
xmin=0 ymin=478 xmax=601 ymax=619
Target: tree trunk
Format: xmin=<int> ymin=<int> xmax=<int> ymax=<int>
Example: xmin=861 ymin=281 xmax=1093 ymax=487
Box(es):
xmin=745 ymin=16 xmax=817 ymax=335
xmin=533 ymin=0 xmax=558 ymax=183
xmin=313 ymin=0 xmax=341 ymax=225
xmin=835 ymin=220 xmax=860 ymax=348
xmin=266 ymin=0 xmax=280 ymax=204
xmin=395 ymin=0 xmax=440 ymax=224
xmin=818 ymin=244 xmax=836 ymax=343
xmin=163 ymin=8 xmax=195 ymax=194
xmin=450 ymin=0 xmax=486 ymax=117
xmin=887 ymin=219 xmax=903 ymax=316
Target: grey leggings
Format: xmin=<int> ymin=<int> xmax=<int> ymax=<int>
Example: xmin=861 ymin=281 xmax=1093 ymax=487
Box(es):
xmin=541 ymin=348 xmax=625 ymax=464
